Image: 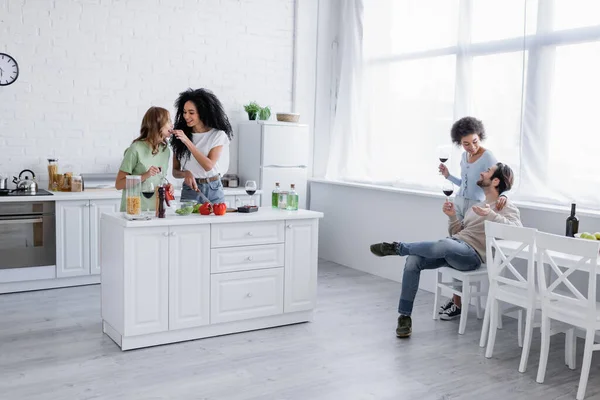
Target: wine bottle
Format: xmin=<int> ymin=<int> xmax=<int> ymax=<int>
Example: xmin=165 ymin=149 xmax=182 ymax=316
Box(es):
xmin=565 ymin=203 xmax=579 ymax=237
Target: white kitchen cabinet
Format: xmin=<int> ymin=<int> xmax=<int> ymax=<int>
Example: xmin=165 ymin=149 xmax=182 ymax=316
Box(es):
xmin=56 ymin=200 xmax=90 ymax=277
xmin=284 ymin=219 xmax=318 ymax=313
xmin=168 ymin=225 xmax=211 ymax=330
xmin=101 ymin=208 xmax=323 ymax=350
xmin=56 ymin=199 xmax=120 ymax=277
xmin=90 ymin=199 xmax=121 ymax=275
xmin=124 ymin=227 xmax=169 ymax=336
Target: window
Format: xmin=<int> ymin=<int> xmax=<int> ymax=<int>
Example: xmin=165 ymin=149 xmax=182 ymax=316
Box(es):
xmin=359 ymin=0 xmax=600 ymax=208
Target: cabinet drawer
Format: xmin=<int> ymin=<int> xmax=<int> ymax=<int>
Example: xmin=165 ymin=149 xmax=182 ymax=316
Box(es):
xmin=211 ymin=243 xmax=284 ymax=273
xmin=210 ymin=268 xmax=284 ymax=324
xmin=211 ymin=221 xmax=284 ymax=248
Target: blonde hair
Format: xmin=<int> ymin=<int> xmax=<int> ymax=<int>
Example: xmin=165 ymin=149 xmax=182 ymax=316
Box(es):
xmin=134 ymin=106 xmax=170 ymax=155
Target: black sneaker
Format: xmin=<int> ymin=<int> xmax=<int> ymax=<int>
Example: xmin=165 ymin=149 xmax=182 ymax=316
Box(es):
xmin=396 ymin=315 xmax=412 ymax=338
xmin=440 ymin=303 xmax=461 ymax=320
xmin=370 ymin=242 xmax=398 ymax=257
xmin=439 ymin=299 xmax=454 ymax=315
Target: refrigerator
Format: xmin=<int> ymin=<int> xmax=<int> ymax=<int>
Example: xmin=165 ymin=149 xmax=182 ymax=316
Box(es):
xmin=238 ymin=121 xmax=309 ymax=209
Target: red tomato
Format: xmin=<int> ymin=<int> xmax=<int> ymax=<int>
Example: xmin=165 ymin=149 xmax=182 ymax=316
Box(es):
xmin=213 ymin=203 xmax=227 ymax=216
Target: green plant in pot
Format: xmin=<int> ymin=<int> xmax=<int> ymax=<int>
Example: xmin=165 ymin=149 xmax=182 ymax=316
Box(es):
xmin=244 ymin=102 xmax=271 ymax=120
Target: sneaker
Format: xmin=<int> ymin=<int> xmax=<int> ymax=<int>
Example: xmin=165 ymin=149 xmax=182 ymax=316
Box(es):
xmin=396 ymin=315 xmax=412 ymax=338
xmin=439 ymin=299 xmax=454 ymax=315
xmin=370 ymin=242 xmax=398 ymax=257
xmin=440 ymin=303 xmax=461 ymax=320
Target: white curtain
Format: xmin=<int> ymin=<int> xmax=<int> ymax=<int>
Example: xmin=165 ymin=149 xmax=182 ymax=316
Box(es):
xmin=326 ymin=0 xmax=600 ymax=210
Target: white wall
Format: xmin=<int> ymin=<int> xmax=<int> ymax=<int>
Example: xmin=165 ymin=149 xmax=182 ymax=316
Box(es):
xmin=310 ymin=181 xmax=600 ymax=295
xmin=0 ymin=0 xmax=295 ymax=182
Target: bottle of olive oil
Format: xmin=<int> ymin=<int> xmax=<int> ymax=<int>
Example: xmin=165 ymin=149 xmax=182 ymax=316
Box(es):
xmin=272 ymin=182 xmax=280 ymax=208
xmin=286 ymin=184 xmax=298 ymax=211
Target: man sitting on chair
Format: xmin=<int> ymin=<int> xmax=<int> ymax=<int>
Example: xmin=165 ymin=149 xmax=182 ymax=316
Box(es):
xmin=370 ymin=162 xmax=522 ymax=338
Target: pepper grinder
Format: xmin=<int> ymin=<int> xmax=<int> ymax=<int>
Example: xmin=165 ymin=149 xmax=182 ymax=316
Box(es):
xmin=156 ymin=186 xmax=170 ymax=218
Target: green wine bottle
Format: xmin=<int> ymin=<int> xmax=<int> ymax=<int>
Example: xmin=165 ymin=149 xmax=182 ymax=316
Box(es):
xmin=272 ymin=182 xmax=280 ymax=208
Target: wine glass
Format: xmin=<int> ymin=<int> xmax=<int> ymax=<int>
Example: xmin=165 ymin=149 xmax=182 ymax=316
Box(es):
xmin=141 ymin=181 xmax=155 ymax=216
xmin=442 ymin=181 xmax=454 ymax=202
xmin=437 ymin=145 xmax=451 ymax=175
xmin=245 ymin=180 xmax=257 ymax=206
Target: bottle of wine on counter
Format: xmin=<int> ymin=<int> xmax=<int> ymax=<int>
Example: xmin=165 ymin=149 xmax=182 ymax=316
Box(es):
xmin=286 ymin=184 xmax=298 ymax=211
xmin=272 ymin=182 xmax=280 ymax=208
xmin=565 ymin=202 xmax=579 ymax=237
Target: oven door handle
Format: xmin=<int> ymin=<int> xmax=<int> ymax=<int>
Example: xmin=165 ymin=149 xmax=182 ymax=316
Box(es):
xmin=0 ymin=218 xmax=43 ymax=225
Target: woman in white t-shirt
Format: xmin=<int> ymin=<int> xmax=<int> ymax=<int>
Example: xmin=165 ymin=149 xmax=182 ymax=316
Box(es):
xmin=171 ymin=88 xmax=233 ymax=204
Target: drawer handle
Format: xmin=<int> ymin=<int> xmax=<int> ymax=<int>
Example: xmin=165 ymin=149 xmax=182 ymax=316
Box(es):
xmin=170 ymin=232 xmax=177 ymax=236
xmin=286 ymin=224 xmax=293 ymax=229
xmin=246 ymin=293 xmax=253 ymax=298
xmin=247 ymin=231 xmax=254 ymax=236
xmin=245 ymin=256 xmax=253 ymax=262
xmin=162 ymin=232 xmax=169 ymax=237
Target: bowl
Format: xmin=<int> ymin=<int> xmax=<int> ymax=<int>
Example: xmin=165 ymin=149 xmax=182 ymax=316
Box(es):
xmin=175 ymin=201 xmax=196 ymax=216
xmin=276 ymin=113 xmax=300 ymax=123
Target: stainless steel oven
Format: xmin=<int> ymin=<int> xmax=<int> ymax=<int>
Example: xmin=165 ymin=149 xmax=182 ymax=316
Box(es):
xmin=0 ymin=202 xmax=56 ymax=269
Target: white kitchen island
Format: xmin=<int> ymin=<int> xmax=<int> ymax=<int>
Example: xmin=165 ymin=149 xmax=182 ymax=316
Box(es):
xmin=100 ymin=208 xmax=323 ymax=350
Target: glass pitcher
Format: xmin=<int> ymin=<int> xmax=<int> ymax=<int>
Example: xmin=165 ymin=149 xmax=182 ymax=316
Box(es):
xmin=125 ymin=175 xmax=142 ymax=216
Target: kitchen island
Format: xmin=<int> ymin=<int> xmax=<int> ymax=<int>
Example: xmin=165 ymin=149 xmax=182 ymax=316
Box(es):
xmin=100 ymin=208 xmax=323 ymax=350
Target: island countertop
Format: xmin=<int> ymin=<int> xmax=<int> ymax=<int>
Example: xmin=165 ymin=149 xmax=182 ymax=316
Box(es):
xmin=101 ymin=207 xmax=324 ymax=228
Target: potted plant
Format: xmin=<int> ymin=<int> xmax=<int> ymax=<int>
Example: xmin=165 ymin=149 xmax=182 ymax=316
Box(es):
xmin=244 ymin=102 xmax=271 ymax=121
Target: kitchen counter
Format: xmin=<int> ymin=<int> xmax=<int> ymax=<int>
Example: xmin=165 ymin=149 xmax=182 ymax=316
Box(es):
xmin=101 ymin=207 xmax=323 ymax=350
xmin=0 ymin=188 xmax=260 ymax=203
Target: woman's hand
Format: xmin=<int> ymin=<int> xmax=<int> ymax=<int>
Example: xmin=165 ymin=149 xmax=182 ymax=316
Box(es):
xmin=496 ymin=196 xmax=507 ymax=211
xmin=443 ymin=201 xmax=456 ymax=217
xmin=439 ymin=163 xmax=449 ymax=178
xmin=142 ymin=166 xmax=161 ymax=182
xmin=472 ymin=204 xmax=492 ymax=217
xmin=172 ymin=130 xmax=193 ymax=148
xmin=183 ymin=170 xmax=198 ymax=192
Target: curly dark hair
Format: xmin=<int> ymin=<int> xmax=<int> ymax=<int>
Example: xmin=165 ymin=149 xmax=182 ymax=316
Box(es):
xmin=171 ymin=88 xmax=233 ymax=162
xmin=491 ymin=162 xmax=514 ymax=194
xmin=450 ymin=116 xmax=486 ymax=145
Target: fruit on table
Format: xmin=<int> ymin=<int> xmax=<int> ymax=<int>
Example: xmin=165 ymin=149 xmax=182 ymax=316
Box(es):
xmin=199 ymin=202 xmax=212 ymax=215
xmin=579 ymin=232 xmax=597 ymax=240
xmin=213 ymin=203 xmax=226 ymax=216
xmin=594 ymin=232 xmax=600 ymax=240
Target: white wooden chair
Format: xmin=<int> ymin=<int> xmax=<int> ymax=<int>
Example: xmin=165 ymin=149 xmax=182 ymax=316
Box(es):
xmin=482 ymin=221 xmax=539 ymax=372
xmin=432 ymin=265 xmax=487 ymax=335
xmin=535 ymin=231 xmax=600 ymax=400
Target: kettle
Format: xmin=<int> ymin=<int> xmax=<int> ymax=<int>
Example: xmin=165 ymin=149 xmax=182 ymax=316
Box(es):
xmin=13 ymin=169 xmax=38 ymax=193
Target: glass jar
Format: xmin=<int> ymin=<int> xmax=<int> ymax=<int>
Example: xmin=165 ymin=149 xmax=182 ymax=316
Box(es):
xmin=125 ymin=175 xmax=142 ymax=216
xmin=71 ymin=176 xmax=83 ymax=192
xmin=47 ymin=159 xmax=59 ymax=191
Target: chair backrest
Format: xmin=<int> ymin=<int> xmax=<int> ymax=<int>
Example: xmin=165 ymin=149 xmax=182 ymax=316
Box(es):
xmin=535 ymin=231 xmax=600 ymax=319
xmin=485 ymin=221 xmax=537 ymax=296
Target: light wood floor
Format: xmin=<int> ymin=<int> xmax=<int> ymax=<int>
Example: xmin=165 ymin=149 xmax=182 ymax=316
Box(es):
xmin=0 ymin=260 xmax=598 ymax=400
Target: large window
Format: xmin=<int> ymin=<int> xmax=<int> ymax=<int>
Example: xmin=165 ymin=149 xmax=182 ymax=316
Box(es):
xmin=360 ymin=0 xmax=600 ymax=208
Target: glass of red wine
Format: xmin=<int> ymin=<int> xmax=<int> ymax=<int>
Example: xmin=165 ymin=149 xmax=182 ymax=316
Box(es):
xmin=141 ymin=181 xmax=155 ymax=216
xmin=437 ymin=145 xmax=451 ymax=175
xmin=245 ymin=180 xmax=257 ymax=206
xmin=442 ymin=181 xmax=454 ymax=202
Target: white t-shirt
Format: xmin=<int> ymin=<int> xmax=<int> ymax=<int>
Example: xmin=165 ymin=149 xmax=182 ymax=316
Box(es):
xmin=182 ymin=129 xmax=230 ymax=178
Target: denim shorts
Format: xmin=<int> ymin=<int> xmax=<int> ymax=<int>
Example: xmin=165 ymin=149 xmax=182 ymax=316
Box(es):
xmin=181 ymin=178 xmax=225 ymax=204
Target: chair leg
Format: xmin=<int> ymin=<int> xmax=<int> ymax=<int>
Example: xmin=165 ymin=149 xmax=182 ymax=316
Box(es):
xmin=458 ymin=278 xmax=471 ymax=335
xmin=576 ymin=329 xmax=595 ymax=400
xmin=518 ymin=308 xmax=535 ymax=373
xmin=475 ymin=281 xmax=483 ymax=319
xmin=565 ymin=328 xmax=576 ymax=370
xmin=432 ymin=271 xmax=442 ymax=321
xmin=536 ymin=314 xmax=551 ymax=384
xmin=479 ymin=294 xmax=491 ymax=348
xmin=497 ymin=305 xmax=503 ymax=330
xmin=485 ymin=298 xmax=499 ymax=358
xmin=517 ymin=309 xmax=524 ymax=348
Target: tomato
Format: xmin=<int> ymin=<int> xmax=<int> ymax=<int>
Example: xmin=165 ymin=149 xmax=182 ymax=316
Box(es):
xmin=199 ymin=202 xmax=212 ymax=215
xmin=213 ymin=203 xmax=227 ymax=216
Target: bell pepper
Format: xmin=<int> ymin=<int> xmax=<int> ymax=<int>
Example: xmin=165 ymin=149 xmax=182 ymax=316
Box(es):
xmin=199 ymin=202 xmax=212 ymax=215
xmin=213 ymin=203 xmax=227 ymax=216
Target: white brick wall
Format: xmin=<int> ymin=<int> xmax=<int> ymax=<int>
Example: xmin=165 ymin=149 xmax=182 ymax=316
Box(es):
xmin=0 ymin=0 xmax=295 ymax=183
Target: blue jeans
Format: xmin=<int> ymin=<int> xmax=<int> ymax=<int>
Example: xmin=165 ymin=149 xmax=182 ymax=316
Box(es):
xmin=397 ymin=238 xmax=481 ymax=316
xmin=180 ymin=178 xmax=225 ymax=204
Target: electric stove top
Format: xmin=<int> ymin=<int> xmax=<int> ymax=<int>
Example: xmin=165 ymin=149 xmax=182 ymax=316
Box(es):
xmin=0 ymin=189 xmax=54 ymax=197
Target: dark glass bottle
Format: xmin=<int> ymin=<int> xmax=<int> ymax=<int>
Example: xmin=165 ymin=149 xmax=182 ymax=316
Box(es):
xmin=157 ymin=187 xmax=167 ymax=219
xmin=565 ymin=203 xmax=579 ymax=237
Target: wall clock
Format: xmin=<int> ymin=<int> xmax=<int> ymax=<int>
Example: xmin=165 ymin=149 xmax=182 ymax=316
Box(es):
xmin=0 ymin=53 xmax=19 ymax=86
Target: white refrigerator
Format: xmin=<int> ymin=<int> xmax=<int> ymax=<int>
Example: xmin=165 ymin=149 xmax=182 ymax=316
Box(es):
xmin=238 ymin=121 xmax=309 ymax=209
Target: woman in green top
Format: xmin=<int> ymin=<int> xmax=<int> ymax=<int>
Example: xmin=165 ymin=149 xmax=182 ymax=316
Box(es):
xmin=115 ymin=106 xmax=173 ymax=212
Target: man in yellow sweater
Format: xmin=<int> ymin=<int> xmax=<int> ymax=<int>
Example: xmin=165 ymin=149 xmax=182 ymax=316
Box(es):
xmin=370 ymin=162 xmax=522 ymax=338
